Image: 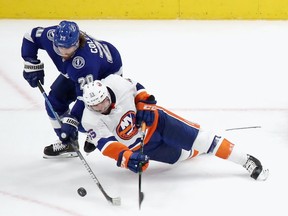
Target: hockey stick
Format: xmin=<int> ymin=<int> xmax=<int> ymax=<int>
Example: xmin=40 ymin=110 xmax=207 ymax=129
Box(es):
xmin=139 ymin=122 xmax=146 ymax=210
xmin=37 ymin=81 xmax=121 ymax=206
xmin=225 ymin=126 xmax=261 ymax=131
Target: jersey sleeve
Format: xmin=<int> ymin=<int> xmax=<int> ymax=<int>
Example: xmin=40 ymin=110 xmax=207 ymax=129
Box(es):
xmin=99 ymin=138 xmax=130 ymax=161
xmin=21 ymin=27 xmax=41 ymax=60
xmin=86 ymin=127 xmax=131 ymax=162
xmin=21 ymin=26 xmax=56 ymax=60
xmin=134 ymin=82 xmax=152 ymax=104
xmin=113 ymin=76 xmax=150 ymax=103
xmin=83 ymin=114 xmax=127 ymax=159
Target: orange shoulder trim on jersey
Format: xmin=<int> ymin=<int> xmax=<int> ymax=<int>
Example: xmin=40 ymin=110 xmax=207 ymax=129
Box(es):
xmin=135 ymin=91 xmax=150 ymax=104
xmin=102 ymin=141 xmax=130 ymax=161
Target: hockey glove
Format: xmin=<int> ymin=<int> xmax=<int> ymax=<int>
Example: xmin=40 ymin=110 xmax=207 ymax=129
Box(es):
xmin=117 ymin=150 xmax=149 ymax=173
xmin=59 ymin=115 xmax=79 ymax=145
xmin=23 ymin=59 xmax=44 ymax=88
xmin=136 ymin=95 xmax=157 ymax=128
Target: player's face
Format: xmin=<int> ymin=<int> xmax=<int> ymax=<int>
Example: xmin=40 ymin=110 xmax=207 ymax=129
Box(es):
xmin=57 ymin=45 xmax=78 ymax=59
xmin=89 ymin=97 xmax=111 ymax=114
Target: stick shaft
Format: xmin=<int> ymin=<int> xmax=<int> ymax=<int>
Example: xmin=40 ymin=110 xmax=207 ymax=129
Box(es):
xmin=139 ymin=122 xmax=146 ymax=210
xmin=37 ymin=81 xmax=120 ymax=205
xmin=225 ymin=126 xmax=261 ymax=131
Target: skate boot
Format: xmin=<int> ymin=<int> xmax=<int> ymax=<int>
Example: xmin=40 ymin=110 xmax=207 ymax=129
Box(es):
xmin=43 ymin=140 xmax=78 ymax=159
xmin=84 ymin=135 xmax=96 ymax=153
xmin=243 ymin=154 xmax=269 ymax=180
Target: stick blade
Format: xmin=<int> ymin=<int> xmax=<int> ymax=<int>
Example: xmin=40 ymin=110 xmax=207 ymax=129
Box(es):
xmin=111 ymin=197 xmax=121 ymax=206
xmin=139 ymin=192 xmax=144 ymax=209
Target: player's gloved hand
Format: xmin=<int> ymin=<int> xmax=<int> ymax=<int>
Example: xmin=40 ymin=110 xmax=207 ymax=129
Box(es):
xmin=136 ymin=95 xmax=157 ymax=128
xmin=117 ymin=150 xmax=149 ymax=173
xmin=59 ymin=115 xmax=79 ymax=145
xmin=23 ymin=58 xmax=44 ymax=88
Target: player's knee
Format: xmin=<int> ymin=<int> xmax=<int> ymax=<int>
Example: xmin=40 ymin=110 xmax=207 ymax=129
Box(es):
xmin=192 ymin=129 xmax=217 ymax=153
xmin=176 ymin=149 xmax=200 ymax=162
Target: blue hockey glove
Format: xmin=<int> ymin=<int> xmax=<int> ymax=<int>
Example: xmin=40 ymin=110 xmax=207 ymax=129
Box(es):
xmin=59 ymin=115 xmax=79 ymax=144
xmin=117 ymin=150 xmax=149 ymax=173
xmin=136 ymin=95 xmax=157 ymax=128
xmin=23 ymin=59 xmax=44 ymax=88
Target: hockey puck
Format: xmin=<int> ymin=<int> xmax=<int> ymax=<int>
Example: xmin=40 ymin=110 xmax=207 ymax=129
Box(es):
xmin=77 ymin=187 xmax=87 ymax=197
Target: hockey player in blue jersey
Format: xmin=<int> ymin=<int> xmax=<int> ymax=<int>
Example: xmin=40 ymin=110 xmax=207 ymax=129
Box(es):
xmin=21 ymin=20 xmax=123 ymax=158
xmin=58 ymin=74 xmax=269 ymax=181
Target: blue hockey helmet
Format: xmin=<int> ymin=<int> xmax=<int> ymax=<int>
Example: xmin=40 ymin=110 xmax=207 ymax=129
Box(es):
xmin=53 ymin=20 xmax=80 ymax=48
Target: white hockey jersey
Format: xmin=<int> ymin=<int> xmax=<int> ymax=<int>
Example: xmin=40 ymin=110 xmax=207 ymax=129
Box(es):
xmin=81 ymin=74 xmax=145 ymax=157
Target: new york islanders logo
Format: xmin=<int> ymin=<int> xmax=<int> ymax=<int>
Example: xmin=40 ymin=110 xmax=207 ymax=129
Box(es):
xmin=116 ymin=111 xmax=138 ymax=140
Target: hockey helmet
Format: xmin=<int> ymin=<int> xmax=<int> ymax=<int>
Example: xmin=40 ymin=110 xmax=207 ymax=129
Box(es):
xmin=54 ymin=20 xmax=80 ymax=48
xmin=83 ymin=80 xmax=110 ymax=106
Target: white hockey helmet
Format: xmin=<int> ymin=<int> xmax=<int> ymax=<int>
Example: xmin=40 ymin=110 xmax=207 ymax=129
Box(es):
xmin=83 ymin=80 xmax=110 ymax=106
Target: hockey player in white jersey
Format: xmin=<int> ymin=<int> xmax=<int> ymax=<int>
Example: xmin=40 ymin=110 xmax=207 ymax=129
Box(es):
xmin=60 ymin=74 xmax=269 ymax=180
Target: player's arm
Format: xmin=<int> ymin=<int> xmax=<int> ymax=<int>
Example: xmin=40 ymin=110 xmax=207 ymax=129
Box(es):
xmin=21 ymin=27 xmax=46 ymax=87
xmin=21 ymin=26 xmax=49 ymax=59
xmin=98 ymin=137 xmax=149 ymax=173
xmin=133 ymin=82 xmax=158 ymax=128
xmin=21 ymin=26 xmax=56 ymax=87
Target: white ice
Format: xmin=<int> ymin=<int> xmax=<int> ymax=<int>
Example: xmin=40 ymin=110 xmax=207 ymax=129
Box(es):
xmin=0 ymin=19 xmax=287 ymax=216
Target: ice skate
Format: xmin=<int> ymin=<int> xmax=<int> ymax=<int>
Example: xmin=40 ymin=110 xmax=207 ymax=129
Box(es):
xmin=84 ymin=135 xmax=96 ymax=153
xmin=43 ymin=140 xmax=78 ymax=159
xmin=243 ymin=154 xmax=269 ymax=181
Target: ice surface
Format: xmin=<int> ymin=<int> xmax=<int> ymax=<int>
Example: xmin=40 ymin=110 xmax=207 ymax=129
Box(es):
xmin=0 ymin=19 xmax=287 ymax=216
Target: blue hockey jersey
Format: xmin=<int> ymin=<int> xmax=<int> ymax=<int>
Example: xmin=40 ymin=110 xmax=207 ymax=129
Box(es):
xmin=21 ymin=25 xmax=123 ymax=97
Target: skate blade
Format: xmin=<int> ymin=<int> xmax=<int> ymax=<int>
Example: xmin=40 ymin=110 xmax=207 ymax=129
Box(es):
xmin=43 ymin=152 xmax=78 ymax=159
xmin=257 ymin=168 xmax=269 ymax=181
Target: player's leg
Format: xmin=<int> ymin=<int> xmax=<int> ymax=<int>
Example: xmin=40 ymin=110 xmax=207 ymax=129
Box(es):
xmin=192 ymin=129 xmax=269 ymax=180
xmin=43 ymin=74 xmax=78 ymax=158
xmin=157 ymin=108 xmax=269 ymax=180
